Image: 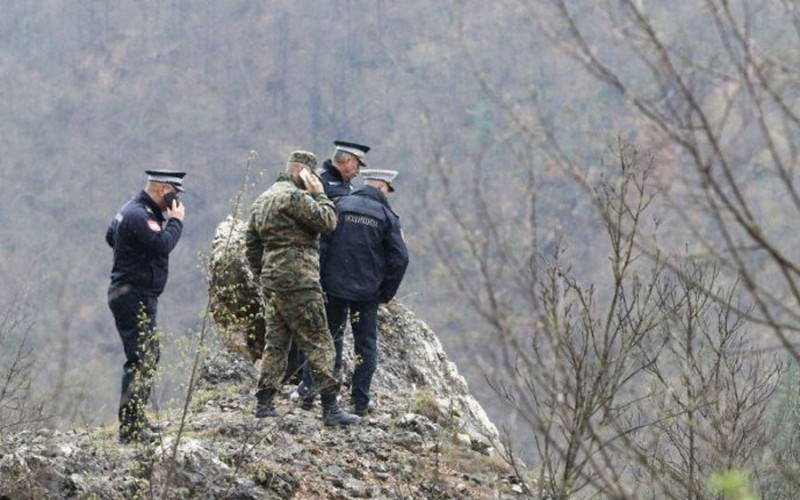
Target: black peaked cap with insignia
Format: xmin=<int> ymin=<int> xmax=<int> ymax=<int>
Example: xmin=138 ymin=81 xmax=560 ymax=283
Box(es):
xmin=146 ymin=169 xmax=187 ymax=192
xmin=334 ymin=140 xmax=370 ymax=166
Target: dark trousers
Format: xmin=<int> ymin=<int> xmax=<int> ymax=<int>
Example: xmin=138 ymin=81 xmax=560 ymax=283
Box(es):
xmin=302 ymin=296 xmax=378 ymax=406
xmin=108 ymin=286 xmax=160 ymax=427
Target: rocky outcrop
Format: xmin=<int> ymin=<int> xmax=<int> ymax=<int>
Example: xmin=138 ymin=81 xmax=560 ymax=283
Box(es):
xmin=0 ymin=217 xmax=521 ymax=499
xmin=207 ymin=215 xmax=498 ymax=446
xmin=0 ymin=341 xmax=520 ymax=499
xmin=208 ymin=215 xmax=266 ymax=363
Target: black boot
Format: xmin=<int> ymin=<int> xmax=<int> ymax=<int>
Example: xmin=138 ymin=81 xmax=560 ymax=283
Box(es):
xmin=119 ymin=404 xmax=161 ymax=444
xmin=301 ymin=390 xmax=317 ymax=411
xmin=292 ymin=381 xmax=316 ymax=410
xmin=255 ymin=388 xmax=281 ymax=418
xmin=141 ymin=415 xmax=163 ymax=433
xmin=119 ymin=419 xmax=160 ymax=444
xmin=321 ymin=394 xmax=359 ymax=427
xmin=352 ymin=399 xmax=376 ymax=417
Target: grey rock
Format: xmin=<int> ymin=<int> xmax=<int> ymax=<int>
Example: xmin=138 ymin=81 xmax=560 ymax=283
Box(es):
xmin=396 ymin=413 xmax=438 ymax=435
xmin=392 ymin=431 xmax=423 ymax=450
xmin=199 ymin=350 xmax=258 ymax=389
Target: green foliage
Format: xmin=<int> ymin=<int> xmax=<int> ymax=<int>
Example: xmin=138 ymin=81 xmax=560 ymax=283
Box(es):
xmin=709 ymin=470 xmax=758 ymax=500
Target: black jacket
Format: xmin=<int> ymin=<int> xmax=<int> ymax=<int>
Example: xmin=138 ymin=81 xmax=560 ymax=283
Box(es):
xmin=320 ymin=160 xmax=353 ymax=201
xmin=321 ymin=186 xmax=409 ymax=303
xmin=319 ymin=159 xmax=354 ymax=264
xmin=106 ymin=190 xmax=183 ymax=296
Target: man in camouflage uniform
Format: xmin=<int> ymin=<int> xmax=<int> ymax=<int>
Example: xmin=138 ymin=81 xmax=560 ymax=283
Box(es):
xmin=244 ymin=150 xmax=359 ymax=426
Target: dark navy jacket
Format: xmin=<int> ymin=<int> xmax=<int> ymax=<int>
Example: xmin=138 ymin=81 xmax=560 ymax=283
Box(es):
xmin=319 ymin=159 xmax=354 ymax=264
xmin=320 ymin=160 xmax=353 ymax=200
xmin=321 ymin=186 xmax=409 ymax=303
xmin=106 ymin=190 xmax=183 ymax=297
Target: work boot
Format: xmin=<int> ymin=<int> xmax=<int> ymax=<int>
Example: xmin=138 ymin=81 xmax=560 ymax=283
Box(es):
xmin=141 ymin=416 xmax=163 ymax=433
xmin=254 ymin=388 xmax=281 ymax=418
xmin=291 ymin=381 xmax=317 ymax=410
xmin=119 ymin=420 xmax=160 ymax=444
xmin=301 ymin=391 xmax=317 ymax=411
xmin=321 ymin=394 xmax=359 ymax=427
xmin=352 ymin=399 xmax=376 ymax=417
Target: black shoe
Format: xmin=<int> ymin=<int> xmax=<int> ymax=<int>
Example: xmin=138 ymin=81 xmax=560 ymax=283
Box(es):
xmin=322 ymin=395 xmax=359 ymax=427
xmin=353 ymin=400 xmax=375 ymax=417
xmin=292 ymin=381 xmax=317 ymax=410
xmin=119 ymin=424 xmax=161 ymax=444
xmin=141 ymin=417 xmax=163 ymax=433
xmin=301 ymin=392 xmax=317 ymax=410
xmin=255 ymin=388 xmax=281 ymax=418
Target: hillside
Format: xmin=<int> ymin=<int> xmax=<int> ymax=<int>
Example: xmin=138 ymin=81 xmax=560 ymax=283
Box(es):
xmin=0 ymin=302 xmax=528 ymax=499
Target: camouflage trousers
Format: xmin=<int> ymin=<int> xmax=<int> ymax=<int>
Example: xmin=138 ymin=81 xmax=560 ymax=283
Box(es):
xmin=258 ymin=288 xmax=339 ymax=396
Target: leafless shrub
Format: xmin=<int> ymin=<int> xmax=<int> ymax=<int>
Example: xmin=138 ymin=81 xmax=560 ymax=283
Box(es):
xmin=424 ymin=137 xmax=784 ymax=498
xmin=0 ymin=294 xmax=47 ymax=434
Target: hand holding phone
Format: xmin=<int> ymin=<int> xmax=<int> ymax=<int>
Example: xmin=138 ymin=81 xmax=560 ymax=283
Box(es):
xmin=299 ymin=168 xmax=323 ymax=194
xmin=165 ymin=192 xmax=185 ymax=221
xmin=164 ymin=192 xmax=180 ymax=209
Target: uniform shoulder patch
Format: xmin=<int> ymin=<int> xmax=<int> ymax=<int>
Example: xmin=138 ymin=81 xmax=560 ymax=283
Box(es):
xmin=147 ymin=220 xmax=162 ymax=232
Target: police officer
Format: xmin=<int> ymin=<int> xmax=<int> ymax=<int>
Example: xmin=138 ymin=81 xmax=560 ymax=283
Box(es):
xmin=318 ymin=140 xmax=370 ymax=280
xmin=106 ymin=170 xmax=186 ymax=443
xmin=303 ymin=169 xmax=409 ymax=416
xmin=244 ymin=150 xmax=358 ymax=426
xmin=319 ymin=141 xmax=370 ymax=200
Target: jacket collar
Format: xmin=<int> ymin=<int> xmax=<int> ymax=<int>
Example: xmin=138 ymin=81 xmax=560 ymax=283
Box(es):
xmin=353 ymin=185 xmax=390 ymax=207
xmin=136 ymin=190 xmax=165 ymax=221
xmin=322 ymin=159 xmax=345 ymax=183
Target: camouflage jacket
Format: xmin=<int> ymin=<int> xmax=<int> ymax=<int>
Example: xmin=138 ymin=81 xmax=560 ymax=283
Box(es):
xmin=244 ymin=174 xmax=337 ymax=291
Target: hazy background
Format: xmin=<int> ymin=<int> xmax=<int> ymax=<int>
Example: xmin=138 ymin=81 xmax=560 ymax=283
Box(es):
xmin=1 ymin=1 xmax=567 ymax=429
xmin=3 ymin=0 xmax=795 ymax=469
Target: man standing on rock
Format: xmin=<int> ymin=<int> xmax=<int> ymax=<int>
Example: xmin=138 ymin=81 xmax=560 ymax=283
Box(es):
xmin=293 ymin=140 xmax=370 ymax=403
xmin=319 ymin=140 xmax=370 ymax=201
xmin=317 ymin=140 xmax=371 ymax=306
xmin=302 ymin=169 xmax=409 ymax=416
xmin=106 ymin=169 xmax=186 ymax=443
xmin=244 ymin=150 xmax=359 ymax=426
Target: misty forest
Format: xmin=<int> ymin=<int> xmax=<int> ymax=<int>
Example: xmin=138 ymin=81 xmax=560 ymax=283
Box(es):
xmin=3 ymin=1 xmax=800 ymax=499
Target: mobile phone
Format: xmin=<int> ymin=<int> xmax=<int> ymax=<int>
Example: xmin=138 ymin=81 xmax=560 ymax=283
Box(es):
xmin=165 ymin=192 xmax=180 ymax=209
xmin=298 ymin=168 xmax=312 ymax=189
